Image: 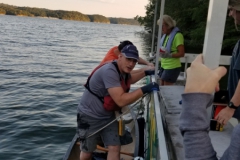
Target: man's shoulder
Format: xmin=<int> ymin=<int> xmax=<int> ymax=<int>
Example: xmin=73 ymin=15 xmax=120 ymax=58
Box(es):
xmin=100 ymin=62 xmax=118 ymax=74
xmin=232 ymin=40 xmax=240 ymax=57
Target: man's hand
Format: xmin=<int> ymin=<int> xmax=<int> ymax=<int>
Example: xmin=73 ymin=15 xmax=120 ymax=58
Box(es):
xmin=141 ymin=82 xmax=159 ymax=94
xmin=184 ymin=54 xmax=227 ymax=94
xmin=142 ymin=65 xmax=155 ymax=71
xmin=215 ymin=107 xmax=235 ymax=125
xmin=147 ymin=62 xmax=154 ymax=67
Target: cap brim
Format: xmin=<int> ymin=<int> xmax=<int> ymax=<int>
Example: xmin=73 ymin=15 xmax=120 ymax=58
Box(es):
xmin=122 ymin=53 xmax=139 ymax=60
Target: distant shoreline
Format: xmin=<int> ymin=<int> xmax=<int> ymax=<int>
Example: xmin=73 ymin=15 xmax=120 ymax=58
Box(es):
xmin=0 ymin=3 xmax=140 ymax=26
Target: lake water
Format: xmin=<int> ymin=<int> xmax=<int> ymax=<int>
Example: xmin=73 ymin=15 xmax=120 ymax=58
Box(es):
xmin=0 ymin=15 xmax=151 ymax=160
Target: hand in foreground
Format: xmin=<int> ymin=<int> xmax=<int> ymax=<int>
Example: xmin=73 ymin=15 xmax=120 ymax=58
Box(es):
xmin=141 ymin=82 xmax=159 ymax=94
xmin=215 ymin=107 xmax=235 ymax=125
xmin=184 ymin=54 xmax=227 ymax=94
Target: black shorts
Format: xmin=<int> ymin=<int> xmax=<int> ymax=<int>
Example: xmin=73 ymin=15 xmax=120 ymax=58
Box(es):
xmin=158 ymin=67 xmax=181 ymax=83
xmin=77 ymin=112 xmax=120 ymax=152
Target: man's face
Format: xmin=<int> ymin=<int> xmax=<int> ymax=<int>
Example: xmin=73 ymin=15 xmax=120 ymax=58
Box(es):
xmin=229 ymin=7 xmax=240 ymax=25
xmin=118 ymin=54 xmax=137 ymax=73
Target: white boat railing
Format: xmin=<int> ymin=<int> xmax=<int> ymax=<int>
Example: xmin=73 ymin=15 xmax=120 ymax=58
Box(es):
xmin=179 ymin=53 xmax=231 ymax=80
xmin=149 ymin=53 xmax=232 ymax=81
xmin=145 ymin=75 xmax=170 ymax=160
xmin=152 ymin=76 xmax=170 ymax=160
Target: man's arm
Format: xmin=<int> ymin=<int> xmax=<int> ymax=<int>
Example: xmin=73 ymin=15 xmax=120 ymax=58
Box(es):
xmin=130 ymin=71 xmax=145 ymax=84
xmin=108 ymin=81 xmax=158 ymax=107
xmin=130 ymin=66 xmax=154 ymax=84
xmin=230 ymin=80 xmax=240 ymax=106
xmin=108 ymin=87 xmax=144 ymax=107
xmin=131 ymin=65 xmax=154 ymax=75
xmin=138 ymin=57 xmax=154 ymax=66
xmin=215 ymin=80 xmax=240 ymax=125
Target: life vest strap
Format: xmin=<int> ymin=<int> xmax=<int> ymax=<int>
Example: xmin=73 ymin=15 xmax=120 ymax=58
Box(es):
xmin=84 ymin=61 xmax=129 ymax=104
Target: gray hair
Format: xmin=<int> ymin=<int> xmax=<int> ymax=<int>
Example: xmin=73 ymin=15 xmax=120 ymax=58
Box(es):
xmin=157 ymin=15 xmax=176 ymax=29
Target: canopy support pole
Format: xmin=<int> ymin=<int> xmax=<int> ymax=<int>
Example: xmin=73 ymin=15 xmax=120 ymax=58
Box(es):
xmin=203 ymin=0 xmax=229 ymax=69
xmin=154 ymin=0 xmax=165 ymax=80
xmin=150 ymin=0 xmax=159 ymax=53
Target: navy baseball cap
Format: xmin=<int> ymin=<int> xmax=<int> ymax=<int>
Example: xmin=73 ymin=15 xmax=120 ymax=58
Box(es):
xmin=121 ymin=45 xmax=139 ymax=60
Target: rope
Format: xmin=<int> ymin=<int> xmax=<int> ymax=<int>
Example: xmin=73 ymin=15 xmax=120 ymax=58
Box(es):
xmin=86 ymin=94 xmax=148 ymax=139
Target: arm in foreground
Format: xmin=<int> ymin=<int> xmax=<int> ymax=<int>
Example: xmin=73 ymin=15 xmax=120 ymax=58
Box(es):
xmin=179 ymin=54 xmax=227 ymax=160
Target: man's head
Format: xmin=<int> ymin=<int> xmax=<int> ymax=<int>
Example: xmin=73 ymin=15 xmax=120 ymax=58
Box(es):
xmin=118 ymin=40 xmax=133 ymax=51
xmin=229 ymin=0 xmax=240 ymax=26
xmin=118 ymin=45 xmax=139 ymax=73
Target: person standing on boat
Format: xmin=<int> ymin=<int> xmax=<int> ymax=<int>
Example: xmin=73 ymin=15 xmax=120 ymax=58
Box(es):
xmin=215 ymin=0 xmax=240 ymax=126
xmin=157 ymin=15 xmax=185 ymax=85
xmin=77 ymin=44 xmax=159 ymax=160
xmin=100 ymin=40 xmax=154 ymax=67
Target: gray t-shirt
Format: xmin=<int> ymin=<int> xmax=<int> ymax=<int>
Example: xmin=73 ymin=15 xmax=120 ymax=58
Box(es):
xmin=77 ymin=62 xmax=125 ymax=119
xmin=228 ymin=40 xmax=240 ymax=119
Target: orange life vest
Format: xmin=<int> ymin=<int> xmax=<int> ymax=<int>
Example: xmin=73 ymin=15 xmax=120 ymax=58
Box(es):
xmin=100 ymin=46 xmax=119 ymax=65
xmin=84 ymin=61 xmax=131 ymax=111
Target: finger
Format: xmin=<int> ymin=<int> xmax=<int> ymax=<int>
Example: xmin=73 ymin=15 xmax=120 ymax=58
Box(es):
xmin=186 ymin=67 xmax=191 ymax=76
xmin=213 ymin=66 xmax=227 ymax=79
xmin=223 ymin=119 xmax=227 ymax=125
xmin=192 ymin=54 xmax=203 ymax=64
xmin=217 ymin=119 xmax=221 ymax=124
xmin=215 ymin=83 xmax=220 ymax=92
xmin=218 ymin=118 xmax=224 ymax=125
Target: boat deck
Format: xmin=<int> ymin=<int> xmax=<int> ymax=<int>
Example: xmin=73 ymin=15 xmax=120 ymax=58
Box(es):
xmin=159 ymin=86 xmax=233 ymax=160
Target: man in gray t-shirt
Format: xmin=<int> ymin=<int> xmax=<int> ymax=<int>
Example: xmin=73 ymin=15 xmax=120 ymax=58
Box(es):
xmin=215 ymin=0 xmax=240 ymax=125
xmin=77 ymin=44 xmax=159 ymax=160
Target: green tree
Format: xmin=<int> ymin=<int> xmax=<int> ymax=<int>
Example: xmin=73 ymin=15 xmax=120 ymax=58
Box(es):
xmin=136 ymin=0 xmax=156 ymax=32
xmin=137 ymin=0 xmax=238 ymax=54
xmin=88 ymin=14 xmax=110 ymax=23
xmin=0 ymin=3 xmax=138 ymax=25
xmin=0 ymin=8 xmax=6 ymax=14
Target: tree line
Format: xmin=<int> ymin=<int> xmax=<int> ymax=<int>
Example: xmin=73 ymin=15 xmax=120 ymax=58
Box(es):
xmin=0 ymin=3 xmax=139 ymax=25
xmin=135 ymin=0 xmax=239 ymax=55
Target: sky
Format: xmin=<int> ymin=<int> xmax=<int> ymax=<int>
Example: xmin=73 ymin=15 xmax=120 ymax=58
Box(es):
xmin=0 ymin=0 xmax=149 ymax=18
